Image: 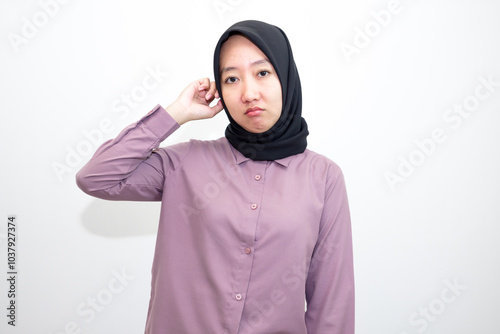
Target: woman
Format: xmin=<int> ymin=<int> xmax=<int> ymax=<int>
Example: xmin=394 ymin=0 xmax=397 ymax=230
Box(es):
xmin=76 ymin=20 xmax=354 ymax=334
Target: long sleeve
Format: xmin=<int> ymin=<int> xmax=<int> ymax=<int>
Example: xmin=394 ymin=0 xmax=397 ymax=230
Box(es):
xmin=305 ymin=164 xmax=355 ymax=334
xmin=75 ymin=104 xmax=182 ymax=201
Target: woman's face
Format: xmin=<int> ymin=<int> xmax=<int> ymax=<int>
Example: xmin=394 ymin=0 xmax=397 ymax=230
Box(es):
xmin=219 ymin=35 xmax=282 ymax=134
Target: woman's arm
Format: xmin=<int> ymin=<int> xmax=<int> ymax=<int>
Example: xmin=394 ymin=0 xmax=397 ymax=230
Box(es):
xmin=305 ymin=164 xmax=355 ymax=334
xmin=76 ymin=105 xmax=179 ymax=201
xmin=75 ymin=78 xmax=223 ymax=201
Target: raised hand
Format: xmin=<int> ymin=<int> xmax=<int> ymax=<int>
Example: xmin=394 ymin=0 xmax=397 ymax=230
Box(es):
xmin=165 ymin=78 xmax=224 ymax=125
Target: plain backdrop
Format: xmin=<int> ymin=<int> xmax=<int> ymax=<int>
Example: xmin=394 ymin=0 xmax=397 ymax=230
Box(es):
xmin=1 ymin=0 xmax=499 ymax=333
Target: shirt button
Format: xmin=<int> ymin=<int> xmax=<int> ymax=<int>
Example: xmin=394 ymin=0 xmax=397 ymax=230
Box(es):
xmin=245 ymin=247 xmax=252 ymax=254
xmin=235 ymin=294 xmax=243 ymax=301
xmin=251 ymin=203 xmax=258 ymax=210
xmin=254 ymin=174 xmax=261 ymax=181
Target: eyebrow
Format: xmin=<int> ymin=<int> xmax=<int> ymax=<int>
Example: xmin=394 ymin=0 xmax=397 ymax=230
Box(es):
xmin=220 ymin=58 xmax=271 ymax=75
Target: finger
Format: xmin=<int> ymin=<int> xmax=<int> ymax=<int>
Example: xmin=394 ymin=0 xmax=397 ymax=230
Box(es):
xmin=205 ymin=80 xmax=218 ymax=101
xmin=198 ymin=77 xmax=210 ymax=91
xmin=209 ymin=99 xmax=224 ymax=117
xmin=207 ymin=81 xmax=217 ymax=97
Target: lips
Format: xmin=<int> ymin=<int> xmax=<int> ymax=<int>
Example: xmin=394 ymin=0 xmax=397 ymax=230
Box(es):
xmin=245 ymin=107 xmax=263 ymax=117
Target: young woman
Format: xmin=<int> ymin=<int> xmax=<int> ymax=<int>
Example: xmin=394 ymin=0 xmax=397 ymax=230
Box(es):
xmin=77 ymin=20 xmax=354 ymax=334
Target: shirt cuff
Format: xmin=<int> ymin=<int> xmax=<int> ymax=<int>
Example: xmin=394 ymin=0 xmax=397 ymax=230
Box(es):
xmin=141 ymin=104 xmax=181 ymax=142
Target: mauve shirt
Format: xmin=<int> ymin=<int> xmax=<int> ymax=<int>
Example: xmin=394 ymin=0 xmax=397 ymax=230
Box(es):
xmin=76 ymin=104 xmax=355 ymax=334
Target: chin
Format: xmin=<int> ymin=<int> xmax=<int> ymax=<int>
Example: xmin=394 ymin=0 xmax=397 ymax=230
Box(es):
xmin=242 ymin=123 xmax=268 ymax=133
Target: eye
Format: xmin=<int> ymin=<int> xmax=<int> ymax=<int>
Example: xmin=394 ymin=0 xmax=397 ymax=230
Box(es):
xmin=258 ymin=70 xmax=270 ymax=77
xmin=224 ymin=76 xmax=238 ymax=84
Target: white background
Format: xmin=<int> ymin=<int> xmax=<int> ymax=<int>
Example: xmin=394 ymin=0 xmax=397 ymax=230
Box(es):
xmin=1 ymin=0 xmax=499 ymax=333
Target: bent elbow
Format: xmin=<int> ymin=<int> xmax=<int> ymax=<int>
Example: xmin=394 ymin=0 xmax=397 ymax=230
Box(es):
xmin=75 ymin=168 xmax=92 ymax=195
xmin=75 ymin=166 xmax=104 ymax=196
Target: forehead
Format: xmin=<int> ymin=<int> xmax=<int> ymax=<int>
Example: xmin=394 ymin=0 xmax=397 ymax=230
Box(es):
xmin=219 ymin=34 xmax=267 ymax=65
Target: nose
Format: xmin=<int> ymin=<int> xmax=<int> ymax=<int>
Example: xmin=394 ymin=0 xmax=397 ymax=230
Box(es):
xmin=241 ymin=78 xmax=260 ymax=103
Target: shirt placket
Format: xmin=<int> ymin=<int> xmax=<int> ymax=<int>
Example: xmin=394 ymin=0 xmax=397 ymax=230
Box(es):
xmin=229 ymin=162 xmax=268 ymax=333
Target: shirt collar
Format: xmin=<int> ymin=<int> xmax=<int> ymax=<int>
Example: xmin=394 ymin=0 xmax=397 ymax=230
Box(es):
xmin=226 ymin=138 xmax=295 ymax=168
xmin=273 ymin=155 xmax=294 ymax=167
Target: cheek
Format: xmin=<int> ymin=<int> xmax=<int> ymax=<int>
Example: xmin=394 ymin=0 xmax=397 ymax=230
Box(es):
xmin=222 ymin=87 xmax=239 ymax=104
xmin=268 ymin=78 xmax=282 ymax=110
xmin=221 ymin=89 xmax=235 ymax=108
xmin=222 ymin=90 xmax=242 ymax=119
xmin=272 ymin=88 xmax=283 ymax=113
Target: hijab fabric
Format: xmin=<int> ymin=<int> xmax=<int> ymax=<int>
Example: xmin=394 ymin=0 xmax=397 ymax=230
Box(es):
xmin=213 ymin=20 xmax=309 ymax=161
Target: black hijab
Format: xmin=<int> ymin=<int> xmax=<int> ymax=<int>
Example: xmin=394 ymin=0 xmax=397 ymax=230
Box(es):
xmin=213 ymin=20 xmax=309 ymax=161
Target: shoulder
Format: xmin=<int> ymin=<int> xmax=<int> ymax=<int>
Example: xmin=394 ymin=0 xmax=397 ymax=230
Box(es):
xmin=189 ymin=137 xmax=231 ymax=151
xmin=295 ymin=150 xmax=349 ymax=207
xmin=293 ymin=148 xmax=344 ymax=181
xmin=186 ymin=137 xmax=233 ymax=161
xmin=155 ymin=137 xmax=231 ymax=168
xmin=158 ymin=137 xmax=229 ymax=154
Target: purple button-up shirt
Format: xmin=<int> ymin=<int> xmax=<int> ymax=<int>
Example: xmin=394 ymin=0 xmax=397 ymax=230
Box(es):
xmin=76 ymin=105 xmax=354 ymax=334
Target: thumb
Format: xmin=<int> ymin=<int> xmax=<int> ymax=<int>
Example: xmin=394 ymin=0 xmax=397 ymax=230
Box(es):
xmin=209 ymin=99 xmax=224 ymax=117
